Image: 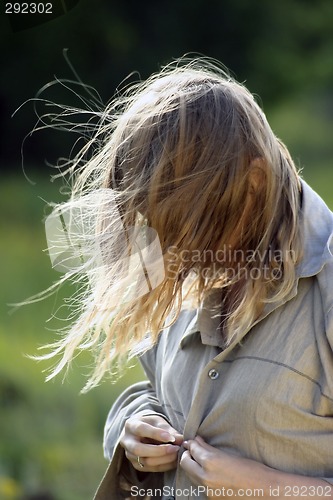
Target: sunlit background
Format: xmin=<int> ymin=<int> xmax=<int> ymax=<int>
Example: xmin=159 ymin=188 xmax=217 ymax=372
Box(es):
xmin=1 ymin=1 xmax=333 ymax=498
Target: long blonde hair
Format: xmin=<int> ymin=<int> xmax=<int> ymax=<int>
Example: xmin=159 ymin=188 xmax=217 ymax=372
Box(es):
xmin=41 ymin=57 xmax=302 ymax=390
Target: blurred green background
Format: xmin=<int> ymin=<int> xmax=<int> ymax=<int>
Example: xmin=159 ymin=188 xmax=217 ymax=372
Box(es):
xmin=1 ymin=1 xmax=333 ymax=499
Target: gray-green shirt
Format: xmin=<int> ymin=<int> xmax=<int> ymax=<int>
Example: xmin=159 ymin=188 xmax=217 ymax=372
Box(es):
xmin=94 ymin=181 xmax=333 ymax=499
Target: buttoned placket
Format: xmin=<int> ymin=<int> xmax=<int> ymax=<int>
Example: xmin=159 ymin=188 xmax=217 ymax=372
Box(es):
xmin=172 ymin=359 xmax=222 ymax=499
xmin=173 ymin=275 xmax=302 ymax=500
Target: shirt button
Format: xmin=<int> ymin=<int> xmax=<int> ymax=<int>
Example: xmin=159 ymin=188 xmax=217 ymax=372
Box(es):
xmin=208 ymin=368 xmax=219 ymax=380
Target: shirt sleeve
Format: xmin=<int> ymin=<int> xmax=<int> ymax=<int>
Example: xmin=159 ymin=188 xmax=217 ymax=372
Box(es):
xmin=103 ymin=339 xmax=166 ymax=460
xmin=323 ymin=304 xmax=333 ymax=486
xmin=97 ymin=343 xmax=166 ymax=499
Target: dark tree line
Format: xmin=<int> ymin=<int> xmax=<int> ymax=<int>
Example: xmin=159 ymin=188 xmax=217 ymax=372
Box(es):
xmin=1 ymin=0 xmax=333 ymax=169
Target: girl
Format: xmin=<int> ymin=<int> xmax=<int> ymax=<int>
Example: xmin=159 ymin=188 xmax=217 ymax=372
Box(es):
xmin=43 ymin=58 xmax=333 ymax=499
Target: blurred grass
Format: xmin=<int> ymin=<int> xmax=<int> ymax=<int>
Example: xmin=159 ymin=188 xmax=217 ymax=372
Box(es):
xmin=268 ymin=90 xmax=333 ymax=205
xmin=0 ymin=175 xmax=145 ymax=499
xmin=0 ymin=92 xmax=332 ymax=499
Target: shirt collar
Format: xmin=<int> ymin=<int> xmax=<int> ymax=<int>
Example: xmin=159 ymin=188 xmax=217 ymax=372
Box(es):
xmin=180 ymin=180 xmax=333 ymax=349
xmin=296 ymin=180 xmax=333 ymax=278
xmin=179 ymin=289 xmax=225 ymax=349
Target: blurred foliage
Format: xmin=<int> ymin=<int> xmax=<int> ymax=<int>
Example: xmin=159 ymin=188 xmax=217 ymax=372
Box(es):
xmin=1 ymin=0 xmax=333 ymax=169
xmin=0 ymin=176 xmax=145 ymax=499
xmin=1 ymin=0 xmax=333 ymax=498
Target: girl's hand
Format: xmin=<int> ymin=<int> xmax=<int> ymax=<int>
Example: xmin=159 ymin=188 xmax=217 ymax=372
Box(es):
xmin=120 ymin=414 xmax=183 ymax=473
xmin=180 ymin=436 xmax=269 ymax=499
xmin=181 ymin=436 xmax=333 ymax=500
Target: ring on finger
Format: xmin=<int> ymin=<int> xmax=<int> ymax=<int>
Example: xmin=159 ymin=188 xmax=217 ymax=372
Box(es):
xmin=137 ymin=456 xmax=144 ymax=468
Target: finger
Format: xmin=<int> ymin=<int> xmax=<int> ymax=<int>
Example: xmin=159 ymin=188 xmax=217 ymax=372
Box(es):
xmin=194 ymin=435 xmax=214 ymax=450
xmin=151 ymin=421 xmax=183 ymax=444
xmin=185 ymin=439 xmax=209 ymax=467
xmin=183 ymin=436 xmax=209 ymax=450
xmin=179 ymin=450 xmax=203 ymax=484
xmin=131 ymin=460 xmax=178 ymax=473
xmin=126 ymin=449 xmax=179 ymax=468
xmin=122 ymin=436 xmax=180 ymax=458
xmin=137 ymin=416 xmax=184 ymax=444
xmin=172 ymin=432 xmax=184 ymax=445
xmin=143 ymin=415 xmax=182 ymax=433
xmin=141 ymin=433 xmax=183 ymax=446
xmin=126 ymin=419 xmax=178 ymax=444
